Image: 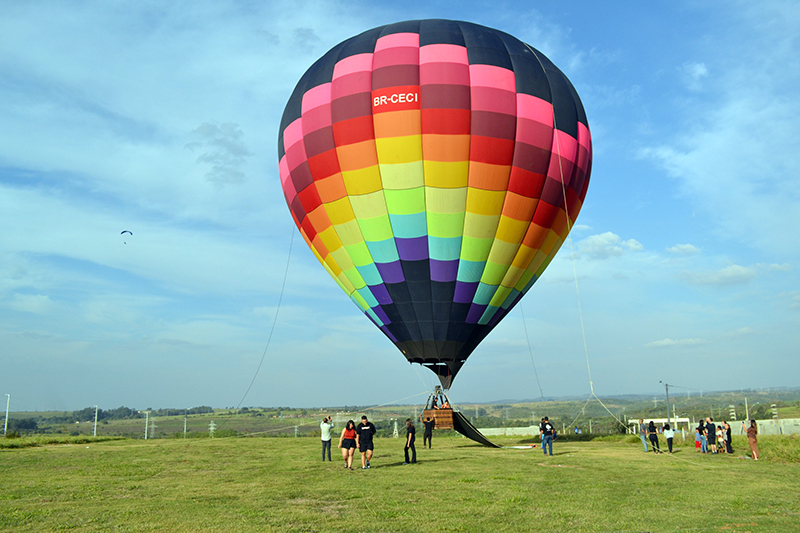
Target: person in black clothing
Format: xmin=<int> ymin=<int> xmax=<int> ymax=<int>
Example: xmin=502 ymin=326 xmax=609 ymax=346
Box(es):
xmin=723 ymin=421 xmax=734 ymax=454
xmin=356 ymin=415 xmax=377 ymax=469
xmin=541 ymin=417 xmax=554 ymax=456
xmin=404 ymin=418 xmax=416 ymax=464
xmin=706 ymin=417 xmax=717 ymax=454
xmin=421 ymin=416 xmax=435 ymax=448
xmin=647 ymin=421 xmax=661 ymax=454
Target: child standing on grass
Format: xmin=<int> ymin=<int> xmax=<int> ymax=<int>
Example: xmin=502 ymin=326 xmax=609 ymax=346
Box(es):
xmin=663 ymin=423 xmax=675 ymax=454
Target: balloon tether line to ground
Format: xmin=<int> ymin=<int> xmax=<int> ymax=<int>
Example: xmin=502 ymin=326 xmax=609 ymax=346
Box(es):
xmin=236 ymin=228 xmax=296 ymax=410
xmin=520 ymin=306 xmax=545 ymax=400
xmin=528 ymin=46 xmax=625 ymax=429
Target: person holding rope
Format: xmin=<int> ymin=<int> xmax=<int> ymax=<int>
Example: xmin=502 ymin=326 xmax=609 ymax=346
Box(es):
xmin=421 ymin=415 xmax=434 ymax=448
xmin=647 ymin=421 xmax=661 ymax=454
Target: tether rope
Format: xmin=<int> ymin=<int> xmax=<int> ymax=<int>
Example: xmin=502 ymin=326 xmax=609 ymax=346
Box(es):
xmin=520 ymin=306 xmax=545 ymax=400
xmin=235 ymin=228 xmax=296 ymax=410
xmin=526 ymin=46 xmax=626 ymax=431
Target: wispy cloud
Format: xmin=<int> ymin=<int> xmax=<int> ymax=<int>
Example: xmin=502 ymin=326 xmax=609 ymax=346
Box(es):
xmin=682 ymin=264 xmax=756 ymax=286
xmin=667 ymin=244 xmax=700 ymax=255
xmin=679 ymin=61 xmax=709 ymax=91
xmin=185 ymin=122 xmax=252 ymax=185
xmin=645 ymin=338 xmax=705 ymax=348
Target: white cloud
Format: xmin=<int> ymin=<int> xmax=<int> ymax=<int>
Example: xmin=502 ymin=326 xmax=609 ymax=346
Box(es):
xmin=640 ymin=3 xmax=800 ymax=257
xmin=666 ymin=244 xmax=700 ymax=255
xmin=577 ymin=232 xmax=643 ymax=259
xmin=679 ymin=61 xmax=709 ymax=91
xmin=7 ymin=293 xmax=54 ymax=314
xmin=645 ymin=338 xmax=705 ymax=348
xmin=682 ymin=264 xmax=756 ymax=286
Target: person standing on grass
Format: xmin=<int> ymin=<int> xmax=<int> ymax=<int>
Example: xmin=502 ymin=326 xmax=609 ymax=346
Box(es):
xmin=706 ymin=417 xmax=718 ymax=454
xmin=421 ymin=416 xmax=434 ymax=449
xmin=541 ymin=417 xmax=554 ymax=456
xmin=697 ymin=420 xmax=708 ymax=453
xmin=723 ymin=421 xmax=734 ymax=454
xmin=744 ymin=420 xmax=759 ymax=460
xmin=663 ymin=423 xmax=675 ymax=454
xmin=338 ymin=420 xmax=357 ymax=469
xmin=356 ymin=415 xmax=377 ymax=470
xmin=320 ymin=416 xmax=335 ymax=462
xmin=403 ymin=418 xmax=416 ymax=464
xmin=647 ymin=421 xmax=661 ymax=454
xmin=638 ymin=419 xmax=649 ymax=452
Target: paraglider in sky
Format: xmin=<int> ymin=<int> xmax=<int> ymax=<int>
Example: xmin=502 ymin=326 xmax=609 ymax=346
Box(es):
xmin=278 ymin=20 xmax=592 ymax=388
xmin=121 ymin=230 xmax=133 ymax=244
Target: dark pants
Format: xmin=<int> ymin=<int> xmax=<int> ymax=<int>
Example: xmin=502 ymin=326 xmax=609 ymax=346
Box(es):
xmin=666 ymin=437 xmax=673 ymax=453
xmin=405 ymin=437 xmax=416 ymax=463
xmin=322 ymin=439 xmax=331 ymax=461
xmin=726 ymin=440 xmax=734 ymax=454
xmin=649 ymin=434 xmax=660 ymax=452
xmin=423 ymin=433 xmax=432 ymax=448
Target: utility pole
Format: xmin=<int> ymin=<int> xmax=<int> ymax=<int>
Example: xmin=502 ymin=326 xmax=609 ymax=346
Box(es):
xmin=93 ymin=405 xmax=99 ymax=437
xmin=144 ymin=411 xmax=150 ymax=440
xmin=659 ymin=382 xmax=671 ymax=427
xmin=4 ymin=394 xmax=10 ymax=436
xmin=183 ymin=412 xmax=188 ymax=439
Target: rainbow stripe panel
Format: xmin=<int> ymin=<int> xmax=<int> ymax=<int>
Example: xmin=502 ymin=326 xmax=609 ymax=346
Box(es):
xmin=278 ymin=20 xmax=592 ymax=388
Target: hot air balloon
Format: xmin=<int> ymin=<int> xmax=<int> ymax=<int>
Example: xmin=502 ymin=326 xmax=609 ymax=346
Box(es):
xmin=278 ymin=20 xmax=592 ymax=389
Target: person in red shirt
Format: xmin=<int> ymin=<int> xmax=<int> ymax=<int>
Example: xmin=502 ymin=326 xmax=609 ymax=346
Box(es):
xmin=338 ymin=420 xmax=357 ymax=469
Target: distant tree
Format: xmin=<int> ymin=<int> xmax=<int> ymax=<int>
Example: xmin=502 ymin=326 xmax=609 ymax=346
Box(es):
xmin=8 ymin=418 xmax=38 ymax=432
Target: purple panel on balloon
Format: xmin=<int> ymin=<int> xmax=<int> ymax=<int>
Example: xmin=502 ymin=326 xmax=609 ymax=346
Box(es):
xmin=373 ymin=306 xmax=391 ymax=324
xmin=454 ymin=281 xmax=479 ymax=303
xmin=466 ymin=303 xmax=487 ymax=324
xmin=376 ymin=261 xmax=405 ymax=283
xmin=395 ymin=236 xmax=429 ymax=261
xmin=380 ymin=325 xmax=398 ymax=343
xmin=430 ymin=259 xmax=458 ymax=282
xmin=369 ymin=284 xmax=392 ymax=305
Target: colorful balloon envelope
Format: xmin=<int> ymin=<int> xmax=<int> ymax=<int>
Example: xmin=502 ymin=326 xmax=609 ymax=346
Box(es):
xmin=278 ymin=19 xmax=592 ymax=388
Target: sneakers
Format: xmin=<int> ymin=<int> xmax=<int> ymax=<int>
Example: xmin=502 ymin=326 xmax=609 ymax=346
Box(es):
xmin=403 ymin=462 xmax=410 ymax=465
xmin=362 ymin=466 xmax=368 ymax=470
xmin=366 ymin=460 xmax=370 ymax=467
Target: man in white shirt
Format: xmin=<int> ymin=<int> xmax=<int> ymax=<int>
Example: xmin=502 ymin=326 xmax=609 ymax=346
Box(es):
xmin=320 ymin=416 xmax=334 ymax=461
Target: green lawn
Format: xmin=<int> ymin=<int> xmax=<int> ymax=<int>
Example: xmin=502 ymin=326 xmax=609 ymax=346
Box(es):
xmin=1 ymin=434 xmax=798 ymax=532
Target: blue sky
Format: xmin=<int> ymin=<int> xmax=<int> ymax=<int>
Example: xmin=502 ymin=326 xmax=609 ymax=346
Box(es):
xmin=2 ymin=1 xmax=798 ymax=411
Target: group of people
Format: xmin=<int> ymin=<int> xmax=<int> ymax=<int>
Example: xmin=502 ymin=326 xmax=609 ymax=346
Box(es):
xmin=638 ymin=419 xmax=677 ymax=454
xmin=319 ymin=414 xmax=436 ymax=469
xmin=636 ymin=416 xmax=760 ymax=460
xmin=693 ymin=417 xmax=734 ymax=455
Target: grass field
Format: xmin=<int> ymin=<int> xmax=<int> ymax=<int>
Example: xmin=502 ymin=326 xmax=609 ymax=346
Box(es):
xmin=1 ymin=434 xmax=798 ymax=532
